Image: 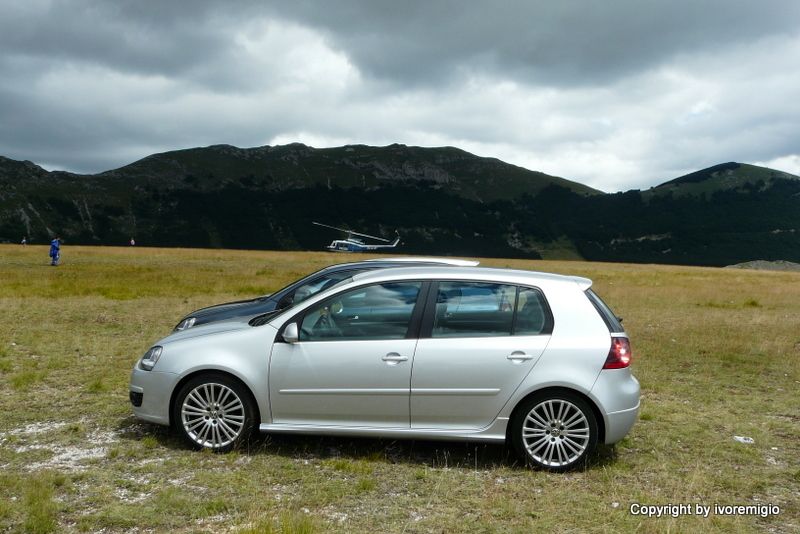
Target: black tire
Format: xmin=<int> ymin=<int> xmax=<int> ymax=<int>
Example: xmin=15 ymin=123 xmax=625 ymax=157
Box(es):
xmin=172 ymin=373 xmax=256 ymax=452
xmin=511 ymin=391 xmax=598 ymax=471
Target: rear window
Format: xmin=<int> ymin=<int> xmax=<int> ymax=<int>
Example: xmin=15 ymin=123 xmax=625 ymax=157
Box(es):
xmin=585 ymin=289 xmax=624 ymax=333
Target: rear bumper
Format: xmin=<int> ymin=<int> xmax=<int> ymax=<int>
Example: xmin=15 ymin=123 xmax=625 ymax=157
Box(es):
xmin=603 ymin=402 xmax=640 ymax=444
xmin=590 ymin=368 xmax=640 ymax=444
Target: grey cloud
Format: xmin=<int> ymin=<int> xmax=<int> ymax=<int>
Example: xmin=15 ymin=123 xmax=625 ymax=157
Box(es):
xmin=0 ymin=0 xmax=799 ymax=189
xmin=266 ymin=0 xmax=800 ymax=86
xmin=0 ymin=0 xmax=237 ymax=79
xmin=7 ymin=1 xmax=799 ymax=89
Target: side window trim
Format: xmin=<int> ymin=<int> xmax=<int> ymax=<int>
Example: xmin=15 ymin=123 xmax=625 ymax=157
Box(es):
xmin=509 ymin=286 xmax=521 ymax=335
xmin=405 ymin=281 xmax=432 ymax=340
xmin=418 ymin=280 xmax=441 ymax=339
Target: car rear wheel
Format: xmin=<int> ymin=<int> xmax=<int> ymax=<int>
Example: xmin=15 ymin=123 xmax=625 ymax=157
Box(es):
xmin=512 ymin=391 xmax=598 ymax=471
xmin=173 ymin=374 xmax=255 ymax=452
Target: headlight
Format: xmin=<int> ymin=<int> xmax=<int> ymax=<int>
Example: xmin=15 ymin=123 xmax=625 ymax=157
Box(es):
xmin=139 ymin=346 xmax=163 ymax=371
xmin=175 ymin=317 xmax=196 ymax=331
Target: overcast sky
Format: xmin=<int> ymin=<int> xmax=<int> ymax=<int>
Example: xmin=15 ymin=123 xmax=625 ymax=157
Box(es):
xmin=1 ymin=0 xmax=799 ymax=192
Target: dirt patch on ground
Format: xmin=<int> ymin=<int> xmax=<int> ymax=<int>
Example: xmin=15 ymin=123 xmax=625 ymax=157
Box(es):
xmin=2 ymin=420 xmax=117 ymax=472
xmin=725 ymin=260 xmax=800 ymax=271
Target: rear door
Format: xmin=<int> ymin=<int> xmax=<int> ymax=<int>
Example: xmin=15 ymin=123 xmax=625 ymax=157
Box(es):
xmin=410 ymin=281 xmax=552 ymax=430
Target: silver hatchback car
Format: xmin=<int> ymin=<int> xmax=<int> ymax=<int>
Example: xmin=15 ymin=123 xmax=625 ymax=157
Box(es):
xmin=130 ymin=266 xmax=639 ymax=470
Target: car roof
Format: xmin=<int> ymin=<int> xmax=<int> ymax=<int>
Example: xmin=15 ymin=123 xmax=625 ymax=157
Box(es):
xmin=361 ymin=257 xmax=480 ymax=267
xmin=318 ymin=257 xmax=480 ymax=272
xmin=349 ymin=265 xmax=592 ymax=289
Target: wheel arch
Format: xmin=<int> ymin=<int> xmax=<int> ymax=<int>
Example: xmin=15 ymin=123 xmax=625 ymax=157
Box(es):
xmin=168 ymin=369 xmax=262 ymax=429
xmin=506 ymin=386 xmax=606 ymax=445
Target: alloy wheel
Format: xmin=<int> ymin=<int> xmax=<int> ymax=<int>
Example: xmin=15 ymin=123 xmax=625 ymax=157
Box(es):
xmin=180 ymin=382 xmax=246 ymax=449
xmin=521 ymin=398 xmax=590 ymax=468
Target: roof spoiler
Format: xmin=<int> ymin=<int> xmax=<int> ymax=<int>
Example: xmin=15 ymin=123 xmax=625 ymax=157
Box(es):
xmin=572 ymin=276 xmax=593 ymax=290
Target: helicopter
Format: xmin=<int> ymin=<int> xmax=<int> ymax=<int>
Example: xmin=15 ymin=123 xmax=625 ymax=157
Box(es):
xmin=313 ymin=222 xmax=401 ymax=252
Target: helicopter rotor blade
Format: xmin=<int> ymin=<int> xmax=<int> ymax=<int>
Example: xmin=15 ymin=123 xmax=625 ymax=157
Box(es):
xmin=312 ymin=222 xmax=392 ymax=243
xmin=346 ymin=230 xmax=391 ymax=242
xmin=312 ymin=221 xmax=352 ymax=234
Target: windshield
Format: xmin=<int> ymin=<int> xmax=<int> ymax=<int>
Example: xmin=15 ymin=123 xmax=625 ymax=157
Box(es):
xmin=292 ymin=272 xmax=355 ymax=304
xmin=325 ymin=276 xmax=353 ymax=294
xmin=258 ymin=266 xmax=338 ymax=300
xmin=266 ymin=265 xmax=367 ymax=311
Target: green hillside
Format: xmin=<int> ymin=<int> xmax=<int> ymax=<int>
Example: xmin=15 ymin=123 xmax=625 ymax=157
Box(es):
xmin=647 ymin=162 xmax=800 ymax=198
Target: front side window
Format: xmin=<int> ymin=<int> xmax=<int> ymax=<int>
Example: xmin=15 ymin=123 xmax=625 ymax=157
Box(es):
xmin=432 ymin=282 xmax=517 ymax=337
xmin=299 ymin=281 xmax=422 ymax=341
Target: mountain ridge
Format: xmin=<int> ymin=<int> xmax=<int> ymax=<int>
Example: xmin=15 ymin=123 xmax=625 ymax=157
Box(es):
xmin=1 ymin=144 xmax=799 ymax=266
xmin=648 ymin=161 xmax=800 ymax=198
xmin=93 ymin=143 xmax=601 ymax=201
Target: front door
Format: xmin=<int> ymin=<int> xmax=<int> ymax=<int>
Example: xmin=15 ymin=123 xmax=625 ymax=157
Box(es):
xmin=269 ymin=281 xmax=424 ymax=428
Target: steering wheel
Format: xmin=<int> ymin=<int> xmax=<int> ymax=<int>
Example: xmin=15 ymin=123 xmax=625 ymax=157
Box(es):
xmin=312 ymin=306 xmax=342 ymax=337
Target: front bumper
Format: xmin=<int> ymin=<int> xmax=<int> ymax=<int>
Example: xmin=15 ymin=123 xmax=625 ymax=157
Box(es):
xmin=129 ymin=366 xmax=178 ymax=426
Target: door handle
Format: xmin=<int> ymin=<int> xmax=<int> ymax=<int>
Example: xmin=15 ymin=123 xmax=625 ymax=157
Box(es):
xmin=382 ymin=353 xmax=408 ymax=365
xmin=507 ymin=351 xmax=534 ymax=361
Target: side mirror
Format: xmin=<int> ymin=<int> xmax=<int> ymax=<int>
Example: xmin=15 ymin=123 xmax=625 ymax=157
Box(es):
xmin=282 ymin=322 xmax=299 ymax=343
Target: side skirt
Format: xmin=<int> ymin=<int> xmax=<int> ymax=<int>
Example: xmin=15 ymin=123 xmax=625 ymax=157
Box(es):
xmin=259 ymin=417 xmax=509 ymax=443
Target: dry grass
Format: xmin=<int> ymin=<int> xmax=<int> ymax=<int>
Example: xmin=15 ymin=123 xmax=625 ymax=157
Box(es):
xmin=0 ymin=244 xmax=798 ymax=532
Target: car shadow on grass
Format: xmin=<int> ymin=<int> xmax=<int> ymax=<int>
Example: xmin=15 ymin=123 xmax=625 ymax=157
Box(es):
xmin=115 ymin=416 xmax=620 ymax=472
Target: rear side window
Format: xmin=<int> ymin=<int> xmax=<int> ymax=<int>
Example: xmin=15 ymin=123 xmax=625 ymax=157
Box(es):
xmin=429 ymin=282 xmax=553 ymax=338
xmin=433 ymin=282 xmax=516 ymax=337
xmin=515 ymin=287 xmax=552 ymax=335
xmin=585 ymin=289 xmax=623 ymax=332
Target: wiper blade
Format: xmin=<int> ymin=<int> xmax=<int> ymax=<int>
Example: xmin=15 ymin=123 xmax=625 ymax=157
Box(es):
xmin=249 ymin=310 xmax=279 ymax=326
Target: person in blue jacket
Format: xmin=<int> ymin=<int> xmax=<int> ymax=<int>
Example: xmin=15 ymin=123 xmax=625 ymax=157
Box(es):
xmin=49 ymin=237 xmax=61 ymax=266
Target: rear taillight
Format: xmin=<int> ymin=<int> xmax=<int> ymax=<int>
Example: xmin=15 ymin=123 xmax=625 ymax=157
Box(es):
xmin=603 ymin=337 xmax=632 ymax=369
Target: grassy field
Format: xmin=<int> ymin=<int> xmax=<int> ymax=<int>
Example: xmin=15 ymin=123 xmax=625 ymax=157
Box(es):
xmin=0 ymin=244 xmax=798 ymax=533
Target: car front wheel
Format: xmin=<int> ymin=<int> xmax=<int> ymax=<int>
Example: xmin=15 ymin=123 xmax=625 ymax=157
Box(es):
xmin=512 ymin=391 xmax=598 ymax=471
xmin=173 ymin=373 xmax=256 ymax=452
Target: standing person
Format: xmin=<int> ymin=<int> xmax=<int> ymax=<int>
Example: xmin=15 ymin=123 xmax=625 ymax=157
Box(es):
xmin=130 ymin=237 xmax=136 ymax=246
xmin=21 ymin=236 xmax=27 ymax=245
xmin=49 ymin=237 xmax=61 ymax=266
